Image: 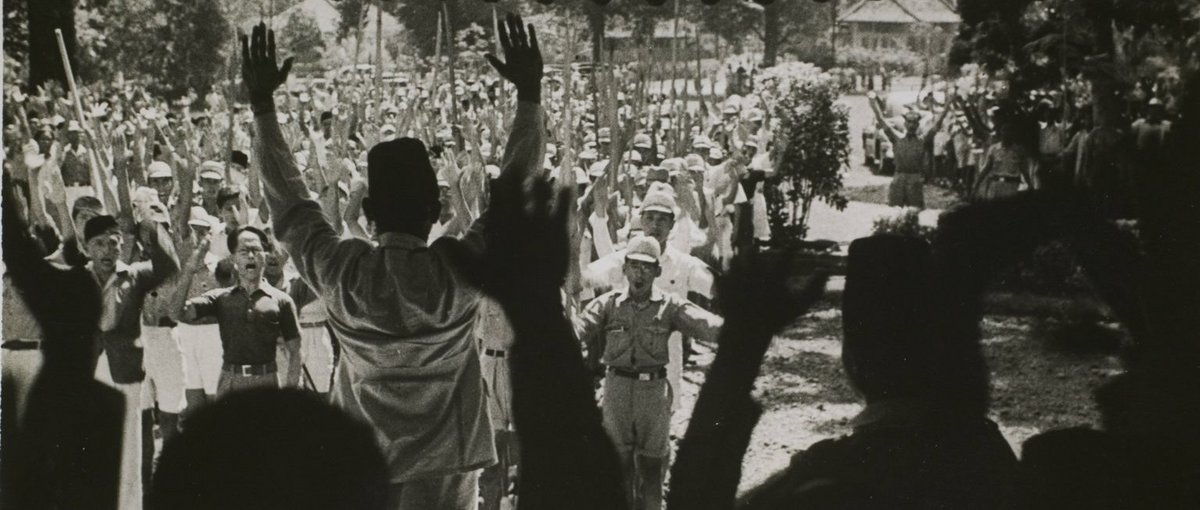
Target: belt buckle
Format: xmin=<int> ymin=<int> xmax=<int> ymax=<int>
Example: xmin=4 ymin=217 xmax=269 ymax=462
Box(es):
xmin=240 ymin=365 xmax=253 ymax=376
xmin=639 ymin=372 xmax=652 ymax=381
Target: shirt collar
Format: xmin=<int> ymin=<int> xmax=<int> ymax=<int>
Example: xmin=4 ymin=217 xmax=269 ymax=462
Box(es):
xmin=850 ymin=398 xmax=928 ymax=430
xmin=90 ymin=261 xmax=133 ymax=286
xmin=378 ymin=232 xmax=428 ymax=249
xmin=615 ymin=286 xmax=665 ymax=306
xmin=233 ymin=279 xmax=275 ymax=297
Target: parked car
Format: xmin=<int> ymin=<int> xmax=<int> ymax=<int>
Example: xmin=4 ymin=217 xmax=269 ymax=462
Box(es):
xmin=862 ymin=125 xmax=877 ymax=167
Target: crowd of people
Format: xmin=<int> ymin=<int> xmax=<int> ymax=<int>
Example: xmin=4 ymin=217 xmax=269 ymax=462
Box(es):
xmin=860 ymin=75 xmax=1178 ymax=216
xmin=2 ymin=11 xmax=1198 ymax=510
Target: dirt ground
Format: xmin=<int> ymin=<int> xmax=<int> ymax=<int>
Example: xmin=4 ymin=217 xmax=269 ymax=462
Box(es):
xmin=669 ymin=306 xmax=1127 ymax=495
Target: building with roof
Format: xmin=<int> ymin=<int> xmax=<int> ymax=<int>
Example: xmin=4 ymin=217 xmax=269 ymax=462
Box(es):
xmin=838 ymin=0 xmax=960 ymax=54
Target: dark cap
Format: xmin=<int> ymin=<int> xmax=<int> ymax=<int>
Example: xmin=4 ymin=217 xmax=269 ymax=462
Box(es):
xmin=841 ymin=235 xmax=935 ymax=401
xmin=84 ymin=215 xmax=120 ymax=242
xmin=231 ymin=150 xmax=249 ymax=168
xmin=367 ymin=138 xmax=438 ymax=208
xmin=216 ymin=186 xmax=243 ymax=209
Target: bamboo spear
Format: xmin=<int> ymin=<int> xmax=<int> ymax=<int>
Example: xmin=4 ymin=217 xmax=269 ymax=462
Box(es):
xmin=55 ymin=29 xmax=112 ymax=211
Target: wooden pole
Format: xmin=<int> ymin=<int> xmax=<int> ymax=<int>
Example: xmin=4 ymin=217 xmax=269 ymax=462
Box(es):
xmin=375 ymin=0 xmax=384 ymax=94
xmin=443 ymin=2 xmax=460 ymax=131
xmin=55 ymin=30 xmax=88 ymax=131
xmin=492 ymin=7 xmax=503 ymax=57
xmin=224 ymin=54 xmax=237 ymax=182
xmin=694 ymin=28 xmax=703 ymax=99
xmin=671 ymin=0 xmax=680 ymax=99
xmin=432 ymin=9 xmax=443 ymax=93
xmin=55 ymin=28 xmax=108 ymax=210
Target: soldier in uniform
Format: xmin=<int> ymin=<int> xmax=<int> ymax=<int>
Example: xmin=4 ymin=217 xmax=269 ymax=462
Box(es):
xmin=476 ymin=296 xmax=517 ymax=510
xmin=576 ymin=237 xmax=723 ymax=510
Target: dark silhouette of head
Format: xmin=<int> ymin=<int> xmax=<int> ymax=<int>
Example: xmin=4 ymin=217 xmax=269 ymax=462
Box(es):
xmin=150 ymin=389 xmax=388 ymax=510
xmin=842 ymin=235 xmax=989 ymax=414
xmin=362 ymin=138 xmax=441 ymax=239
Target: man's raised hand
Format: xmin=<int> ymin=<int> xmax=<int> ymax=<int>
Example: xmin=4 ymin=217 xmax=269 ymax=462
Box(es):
xmin=240 ymin=23 xmax=295 ymax=113
xmin=485 ymin=14 xmax=543 ymax=103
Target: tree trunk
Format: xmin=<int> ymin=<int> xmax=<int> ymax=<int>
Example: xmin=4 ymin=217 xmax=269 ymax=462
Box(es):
xmin=587 ymin=3 xmax=606 ymax=65
xmin=27 ymin=0 xmax=75 ymax=90
xmin=762 ymin=1 xmax=781 ymax=67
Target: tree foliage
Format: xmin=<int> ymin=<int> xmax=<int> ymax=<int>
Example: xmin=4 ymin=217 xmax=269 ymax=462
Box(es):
xmin=64 ymin=0 xmax=230 ymax=99
xmin=391 ymin=0 xmax=523 ymax=59
xmin=26 ymin=0 xmax=78 ymax=90
xmin=335 ymin=0 xmax=368 ymax=42
xmin=5 ymin=0 xmax=29 ymax=85
xmin=951 ymin=0 xmax=1199 ymax=95
xmin=279 ymin=9 xmax=326 ymax=64
xmin=756 ymin=62 xmax=850 ymax=244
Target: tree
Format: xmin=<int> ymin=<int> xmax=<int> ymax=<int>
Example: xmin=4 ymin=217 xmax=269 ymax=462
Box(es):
xmin=951 ymin=0 xmax=1198 ymax=216
xmin=5 ymin=0 xmax=30 ymax=86
xmin=335 ymin=0 xmax=368 ymax=42
xmin=756 ymin=62 xmax=850 ymax=245
xmin=279 ymin=9 xmax=326 ymax=64
xmin=26 ymin=0 xmax=78 ymax=90
xmin=390 ymin=0 xmax=522 ymax=59
xmin=158 ymin=0 xmax=231 ymax=99
xmin=691 ymin=0 xmax=828 ymax=68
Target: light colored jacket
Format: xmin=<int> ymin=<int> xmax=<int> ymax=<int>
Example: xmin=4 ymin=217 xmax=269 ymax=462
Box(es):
xmin=254 ymin=101 xmax=544 ymax=482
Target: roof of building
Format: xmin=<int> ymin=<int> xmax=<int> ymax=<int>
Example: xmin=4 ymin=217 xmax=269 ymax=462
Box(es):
xmin=839 ymin=0 xmax=960 ymax=24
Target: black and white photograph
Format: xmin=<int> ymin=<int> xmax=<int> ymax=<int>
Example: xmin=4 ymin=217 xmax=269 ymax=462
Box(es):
xmin=1 ymin=0 xmax=1198 ymax=508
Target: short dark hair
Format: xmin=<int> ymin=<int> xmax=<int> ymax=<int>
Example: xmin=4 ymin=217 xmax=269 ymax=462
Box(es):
xmin=231 ymin=150 xmax=250 ymax=168
xmin=227 ymin=226 xmax=273 ymax=254
xmin=216 ymin=186 xmax=243 ymax=210
xmin=83 ymin=215 xmax=120 ymax=242
xmin=72 ymin=196 xmax=104 ymax=220
xmin=150 ymin=389 xmax=388 ymax=510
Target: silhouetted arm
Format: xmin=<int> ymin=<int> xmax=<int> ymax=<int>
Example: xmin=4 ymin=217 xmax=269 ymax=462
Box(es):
xmin=669 ymin=254 xmax=828 ymax=510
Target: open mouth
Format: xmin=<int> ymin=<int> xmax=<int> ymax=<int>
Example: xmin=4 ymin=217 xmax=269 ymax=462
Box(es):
xmin=244 ymin=263 xmax=258 ymax=270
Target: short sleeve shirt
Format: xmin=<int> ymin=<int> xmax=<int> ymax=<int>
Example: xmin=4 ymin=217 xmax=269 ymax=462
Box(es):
xmin=185 ymin=282 xmax=301 ymax=365
xmin=576 ymin=288 xmax=722 ymax=369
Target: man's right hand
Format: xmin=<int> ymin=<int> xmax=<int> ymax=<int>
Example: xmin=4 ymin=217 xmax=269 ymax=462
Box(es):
xmin=240 ymin=23 xmax=295 ymax=114
xmin=485 ymin=14 xmax=543 ymax=103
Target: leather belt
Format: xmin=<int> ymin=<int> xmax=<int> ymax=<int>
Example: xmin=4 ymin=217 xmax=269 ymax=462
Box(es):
xmin=222 ymin=362 xmax=277 ymax=376
xmin=607 ymin=366 xmax=667 ymax=381
xmin=991 ymin=175 xmax=1021 ymax=183
xmin=2 ymin=340 xmax=40 ymax=351
xmin=483 ymin=348 xmax=507 ymax=358
xmin=299 ymin=321 xmax=326 ymax=328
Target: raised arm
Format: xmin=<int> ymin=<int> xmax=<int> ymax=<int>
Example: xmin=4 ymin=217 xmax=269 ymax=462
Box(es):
xmin=137 ymin=219 xmax=181 ymax=291
xmin=240 ymin=24 xmax=308 ymax=224
xmin=924 ymin=89 xmax=957 ymax=146
xmin=669 ymin=255 xmax=828 ymax=510
xmin=485 ymin=13 xmax=545 ymax=186
xmin=867 ymin=91 xmax=899 ymax=143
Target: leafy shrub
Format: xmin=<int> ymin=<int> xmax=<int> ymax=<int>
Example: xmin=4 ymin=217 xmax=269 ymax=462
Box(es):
xmin=871 ymin=208 xmax=936 ymax=242
xmin=755 ymin=62 xmax=850 ymax=247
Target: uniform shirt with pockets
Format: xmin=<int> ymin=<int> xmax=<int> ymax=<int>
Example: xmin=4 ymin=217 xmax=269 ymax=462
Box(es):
xmin=576 ymin=287 xmax=722 ymax=370
xmin=184 ymin=282 xmax=301 ymax=365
